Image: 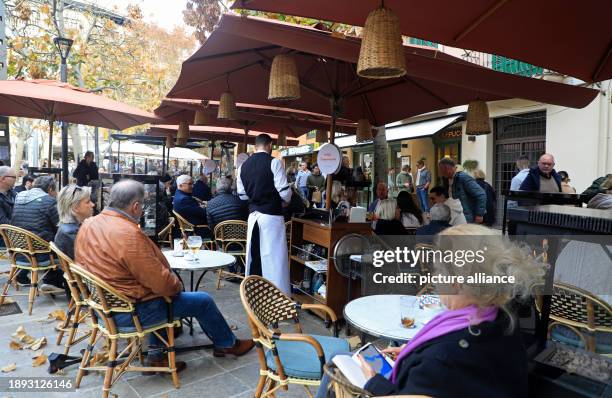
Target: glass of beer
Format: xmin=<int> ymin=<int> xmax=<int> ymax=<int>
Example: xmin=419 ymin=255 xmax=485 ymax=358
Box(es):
xmin=400 ymin=296 xmax=418 ymax=328
xmin=186 ymin=236 xmax=202 ymax=262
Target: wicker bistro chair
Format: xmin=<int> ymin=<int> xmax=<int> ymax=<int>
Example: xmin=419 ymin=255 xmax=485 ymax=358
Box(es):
xmin=172 ymin=210 xmax=214 ymax=250
xmin=49 ymin=242 xmax=92 ymax=354
xmin=0 ymin=224 xmax=59 ymax=315
xmin=157 ymin=216 xmax=175 ymax=249
xmin=213 ymin=220 xmax=247 ymax=289
xmin=536 ymin=282 xmax=612 ymax=353
xmin=70 ymin=263 xmax=181 ymax=398
xmin=240 ymin=275 xmax=349 ymax=398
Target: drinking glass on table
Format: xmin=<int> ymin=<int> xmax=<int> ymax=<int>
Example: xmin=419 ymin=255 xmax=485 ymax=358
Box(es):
xmin=186 ymin=236 xmax=202 ymax=262
xmin=400 ymin=296 xmax=418 ymax=328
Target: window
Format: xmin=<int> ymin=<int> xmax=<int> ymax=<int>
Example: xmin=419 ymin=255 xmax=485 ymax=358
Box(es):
xmin=307 ymin=130 xmax=316 ymax=139
xmin=491 ymin=55 xmax=543 ymax=77
xmin=409 ymin=37 xmax=438 ymax=48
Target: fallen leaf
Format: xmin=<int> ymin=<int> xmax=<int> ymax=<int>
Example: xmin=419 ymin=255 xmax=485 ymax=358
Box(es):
xmin=48 ymin=309 xmax=67 ymax=322
xmin=32 ymin=353 xmax=47 ymax=367
xmin=89 ymin=351 xmax=109 ymax=366
xmin=19 ymin=334 xmax=35 ymax=345
xmin=11 ymin=326 xmax=26 ymax=338
xmin=28 ymin=337 xmax=47 ymax=351
xmin=9 ymin=341 xmax=22 ymax=350
xmin=1 ymin=297 xmax=14 ymax=304
xmin=1 ymin=363 xmax=16 ymax=372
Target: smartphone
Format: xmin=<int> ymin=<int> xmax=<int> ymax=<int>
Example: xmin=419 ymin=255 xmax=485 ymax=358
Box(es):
xmin=354 ymin=343 xmax=395 ymax=379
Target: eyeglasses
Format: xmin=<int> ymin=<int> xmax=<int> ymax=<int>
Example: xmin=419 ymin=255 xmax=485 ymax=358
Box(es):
xmin=71 ymin=185 xmax=83 ymax=199
xmin=4 ymin=175 xmax=16 ymax=179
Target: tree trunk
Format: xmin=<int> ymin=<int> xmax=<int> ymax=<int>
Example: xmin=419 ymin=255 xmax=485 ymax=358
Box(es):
xmin=69 ymin=124 xmax=82 ymax=161
xmin=373 ymin=125 xmax=388 ymax=185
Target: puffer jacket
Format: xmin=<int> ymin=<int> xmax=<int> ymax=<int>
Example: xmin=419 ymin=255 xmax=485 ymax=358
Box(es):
xmin=443 ymin=171 xmax=486 ymax=223
xmin=54 ymin=222 xmax=80 ymax=260
xmin=11 ymin=188 xmax=59 ymax=241
xmin=0 ymin=189 xmax=16 ymax=224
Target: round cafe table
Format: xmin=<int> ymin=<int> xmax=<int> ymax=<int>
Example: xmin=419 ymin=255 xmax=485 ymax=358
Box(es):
xmin=343 ymin=295 xmax=443 ymax=343
xmin=163 ymin=249 xmax=236 ymax=334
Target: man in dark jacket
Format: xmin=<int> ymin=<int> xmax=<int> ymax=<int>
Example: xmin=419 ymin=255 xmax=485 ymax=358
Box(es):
xmin=519 ymin=153 xmax=561 ymax=193
xmin=438 ymin=158 xmax=486 ymax=223
xmin=581 ymin=174 xmax=612 ymax=202
xmin=173 ymin=174 xmax=210 ymax=238
xmin=72 ymin=151 xmax=99 ymax=187
xmin=0 ymin=166 xmax=17 ymax=226
xmin=206 ymin=177 xmax=247 ymax=230
xmin=11 ymin=176 xmax=62 ymax=291
xmin=416 ymin=204 xmax=452 ymax=244
xmin=193 ymin=174 xmax=212 ymax=201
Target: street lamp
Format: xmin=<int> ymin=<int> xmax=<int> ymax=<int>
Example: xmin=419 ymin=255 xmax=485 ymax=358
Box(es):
xmin=53 ymin=36 xmax=73 ymax=186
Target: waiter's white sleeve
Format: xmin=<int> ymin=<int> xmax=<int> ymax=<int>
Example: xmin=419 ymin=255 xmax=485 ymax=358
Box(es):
xmin=271 ymin=158 xmax=292 ymax=203
xmin=236 ymin=166 xmax=249 ymax=201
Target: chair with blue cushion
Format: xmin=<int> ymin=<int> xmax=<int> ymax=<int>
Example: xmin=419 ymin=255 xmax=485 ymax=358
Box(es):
xmin=0 ymin=224 xmax=59 ymax=314
xmin=240 ymin=275 xmax=348 ymax=398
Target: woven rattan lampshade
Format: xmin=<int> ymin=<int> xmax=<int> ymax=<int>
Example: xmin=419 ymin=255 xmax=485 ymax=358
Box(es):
xmin=356 ymin=119 xmax=373 ymax=142
xmin=218 ymin=92 xmax=237 ymax=120
xmin=194 ymin=109 xmax=213 ymax=125
xmin=277 ymin=129 xmax=287 ymax=146
xmin=176 ymin=121 xmax=190 ymax=146
xmin=465 ymin=99 xmax=491 ymax=135
xmin=237 ymin=142 xmax=246 ymax=154
xmin=268 ymin=54 xmax=301 ymax=101
xmin=315 ymin=129 xmax=328 ymax=143
xmin=357 ymin=6 xmax=406 ymax=79
xmin=165 ymin=133 xmax=175 ymax=149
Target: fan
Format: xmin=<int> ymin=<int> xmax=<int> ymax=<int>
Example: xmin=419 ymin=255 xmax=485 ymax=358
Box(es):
xmin=332 ymin=233 xmax=371 ymax=304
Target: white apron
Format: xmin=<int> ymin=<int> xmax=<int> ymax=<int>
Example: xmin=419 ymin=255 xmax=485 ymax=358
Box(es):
xmin=245 ymin=211 xmax=290 ymax=294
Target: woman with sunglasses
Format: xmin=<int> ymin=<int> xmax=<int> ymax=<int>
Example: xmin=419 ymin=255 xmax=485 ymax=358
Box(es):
xmin=54 ymin=184 xmax=95 ymax=261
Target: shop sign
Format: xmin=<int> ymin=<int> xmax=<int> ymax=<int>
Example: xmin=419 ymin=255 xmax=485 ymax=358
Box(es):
xmin=280 ymin=144 xmax=313 ymax=157
xmin=317 ymin=143 xmax=342 ymax=175
xmin=438 ymin=129 xmax=462 ymax=140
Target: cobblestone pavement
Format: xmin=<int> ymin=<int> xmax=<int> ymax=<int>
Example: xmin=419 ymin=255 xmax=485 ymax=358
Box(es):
xmin=0 ymin=259 xmax=341 ymax=398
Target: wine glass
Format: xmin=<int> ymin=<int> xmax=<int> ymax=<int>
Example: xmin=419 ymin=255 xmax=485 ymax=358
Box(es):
xmin=187 ymin=236 xmax=202 ymax=262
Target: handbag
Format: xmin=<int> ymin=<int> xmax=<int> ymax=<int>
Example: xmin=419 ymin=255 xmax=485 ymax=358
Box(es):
xmin=311 ymin=189 xmax=322 ymax=203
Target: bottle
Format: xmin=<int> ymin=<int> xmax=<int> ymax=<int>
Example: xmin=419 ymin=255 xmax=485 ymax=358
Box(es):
xmin=312 ymin=273 xmax=324 ymax=296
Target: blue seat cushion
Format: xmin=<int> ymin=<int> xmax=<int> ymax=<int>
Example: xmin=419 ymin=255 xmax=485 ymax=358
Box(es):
xmin=551 ymin=326 xmax=612 ymax=354
xmin=16 ymin=259 xmax=52 ymax=267
xmin=265 ymin=334 xmax=349 ymax=380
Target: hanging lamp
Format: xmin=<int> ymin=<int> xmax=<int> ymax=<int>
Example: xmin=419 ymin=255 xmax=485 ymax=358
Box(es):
xmin=357 ymin=2 xmax=406 ymax=79
xmin=194 ymin=109 xmax=212 ymax=125
xmin=237 ymin=142 xmax=247 ymax=154
xmin=465 ymin=99 xmax=491 ymax=135
xmin=315 ymin=129 xmax=328 ymax=143
xmin=268 ymin=54 xmax=301 ymax=101
xmin=176 ymin=121 xmax=190 ymax=146
xmin=277 ymin=129 xmax=287 ymax=147
xmin=356 ymin=119 xmax=373 ymax=142
xmin=165 ymin=133 xmax=175 ymax=149
xmin=218 ymin=92 xmax=237 ymax=120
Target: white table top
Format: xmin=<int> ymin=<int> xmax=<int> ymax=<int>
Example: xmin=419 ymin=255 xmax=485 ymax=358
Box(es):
xmin=344 ymin=295 xmax=443 ymax=342
xmin=163 ymin=250 xmax=236 ymax=271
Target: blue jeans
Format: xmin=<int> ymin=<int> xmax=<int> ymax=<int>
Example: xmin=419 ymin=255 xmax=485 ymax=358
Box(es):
xmin=300 ymin=186 xmax=309 ymax=201
xmin=315 ymin=351 xmax=353 ymax=398
xmin=113 ymin=292 xmax=236 ymax=358
xmin=416 ymin=187 xmax=430 ymax=213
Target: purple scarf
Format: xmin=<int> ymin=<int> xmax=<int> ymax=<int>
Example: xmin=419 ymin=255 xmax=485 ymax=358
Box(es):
xmin=390 ymin=304 xmax=498 ymax=383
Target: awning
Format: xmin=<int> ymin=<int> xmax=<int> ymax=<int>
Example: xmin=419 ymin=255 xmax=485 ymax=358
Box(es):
xmin=335 ymin=115 xmax=462 ymax=148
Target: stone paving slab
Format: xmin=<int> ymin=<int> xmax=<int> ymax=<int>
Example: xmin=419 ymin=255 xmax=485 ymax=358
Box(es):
xmin=0 ymin=263 xmax=340 ymax=398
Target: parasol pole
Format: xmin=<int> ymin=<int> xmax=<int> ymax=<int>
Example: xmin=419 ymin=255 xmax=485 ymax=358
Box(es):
xmin=47 ymin=118 xmax=54 ymax=168
xmin=325 ymin=98 xmax=338 ymax=210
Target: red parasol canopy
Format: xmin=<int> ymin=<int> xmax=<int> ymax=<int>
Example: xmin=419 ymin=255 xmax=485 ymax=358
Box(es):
xmin=155 ymin=98 xmax=356 ymax=137
xmin=232 ymin=0 xmax=612 ymax=83
xmin=167 ymin=14 xmax=598 ymax=128
xmin=147 ymin=124 xmax=299 ymax=146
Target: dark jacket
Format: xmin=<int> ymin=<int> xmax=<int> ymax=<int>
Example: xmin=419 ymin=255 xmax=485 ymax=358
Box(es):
xmin=72 ymin=159 xmax=99 ymax=187
xmin=364 ymin=313 xmax=528 ymax=398
xmin=415 ymin=220 xmax=451 ymax=244
xmin=475 ymin=179 xmax=496 ymax=226
xmin=581 ymin=175 xmax=611 ymax=202
xmin=13 ymin=186 xmax=27 ymax=194
xmin=54 ymin=222 xmax=80 ymax=260
xmin=374 ymin=219 xmax=406 ymax=235
xmin=193 ymin=180 xmax=212 ymax=201
xmin=0 ymin=189 xmax=16 ymax=225
xmin=519 ymin=166 xmax=562 ymax=193
xmin=443 ymin=171 xmax=486 ymax=223
xmin=173 ymin=189 xmax=207 ymax=226
xmin=11 ymin=188 xmax=59 ymax=242
xmin=206 ymin=192 xmax=248 ymax=230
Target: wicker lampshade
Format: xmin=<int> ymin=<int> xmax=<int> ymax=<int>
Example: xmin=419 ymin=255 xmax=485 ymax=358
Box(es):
xmin=268 ymin=54 xmax=301 ymax=101
xmin=357 ymin=6 xmax=406 ymax=79
xmin=277 ymin=129 xmax=287 ymax=147
xmin=315 ymin=129 xmax=328 ymax=143
xmin=465 ymin=99 xmax=491 ymax=135
xmin=237 ymin=142 xmax=246 ymax=154
xmin=194 ymin=109 xmax=212 ymax=125
xmin=217 ymin=92 xmax=237 ymax=120
xmin=165 ymin=133 xmax=175 ymax=149
xmin=176 ymin=121 xmax=190 ymax=146
xmin=356 ymin=119 xmax=373 ymax=142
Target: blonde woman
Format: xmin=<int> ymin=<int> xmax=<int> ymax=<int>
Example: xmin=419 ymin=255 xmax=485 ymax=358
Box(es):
xmin=373 ymin=198 xmax=406 ymax=235
xmin=54 ymin=184 xmax=94 ymax=260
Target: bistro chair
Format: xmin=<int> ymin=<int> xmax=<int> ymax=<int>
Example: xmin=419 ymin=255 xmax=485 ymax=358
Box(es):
xmin=157 ymin=216 xmax=175 ymax=249
xmin=70 ymin=263 xmax=181 ymax=398
xmin=535 ymin=282 xmax=612 ymax=354
xmin=0 ymin=224 xmax=59 ymax=315
xmin=172 ymin=210 xmax=214 ymax=250
xmin=240 ymin=275 xmax=348 ymax=398
xmin=213 ymin=220 xmax=247 ymax=289
xmin=49 ymin=242 xmax=91 ymax=354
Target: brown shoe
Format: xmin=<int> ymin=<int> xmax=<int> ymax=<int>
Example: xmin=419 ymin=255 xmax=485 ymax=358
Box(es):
xmin=213 ymin=339 xmax=255 ymax=358
xmin=147 ymin=358 xmax=187 ymax=373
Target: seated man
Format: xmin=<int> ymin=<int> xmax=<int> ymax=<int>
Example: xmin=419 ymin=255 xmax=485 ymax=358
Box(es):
xmin=173 ymin=174 xmax=211 ymax=239
xmin=11 ymin=175 xmax=63 ymax=291
xmin=416 ymin=203 xmax=452 ymax=244
xmin=206 ymin=177 xmax=248 ymax=230
xmin=75 ymin=180 xmax=253 ymax=369
xmin=429 ymin=186 xmax=467 ymax=226
xmin=193 ymin=174 xmax=212 ymax=201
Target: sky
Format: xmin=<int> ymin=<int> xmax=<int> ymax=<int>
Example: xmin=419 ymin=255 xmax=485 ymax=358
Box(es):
xmin=102 ymin=0 xmax=193 ymax=32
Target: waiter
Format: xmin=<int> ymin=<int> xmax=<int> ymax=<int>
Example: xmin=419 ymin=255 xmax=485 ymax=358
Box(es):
xmin=237 ymin=134 xmax=291 ymax=293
